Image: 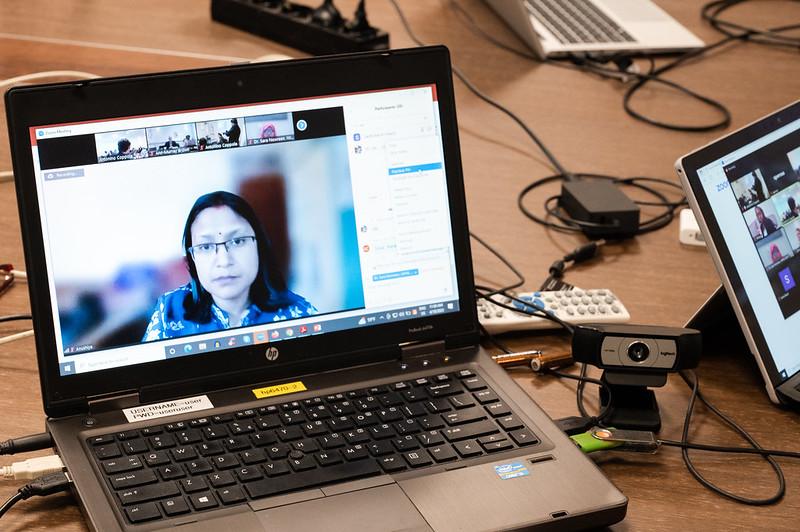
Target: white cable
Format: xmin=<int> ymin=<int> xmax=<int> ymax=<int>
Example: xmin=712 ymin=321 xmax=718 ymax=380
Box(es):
xmin=0 ymin=70 xmax=99 ymax=90
xmin=1 ymin=455 xmax=64 ymax=480
xmin=0 ymin=330 xmax=34 ymax=345
xmin=0 ymin=170 xmax=12 ymax=183
xmin=9 ymin=270 xmax=26 ymax=280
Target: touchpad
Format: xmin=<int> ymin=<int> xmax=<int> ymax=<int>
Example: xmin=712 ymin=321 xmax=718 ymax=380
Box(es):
xmin=254 ymin=484 xmax=432 ymax=532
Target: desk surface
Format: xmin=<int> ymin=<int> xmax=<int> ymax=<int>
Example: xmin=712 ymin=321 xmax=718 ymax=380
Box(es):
xmin=1 ymin=1 xmax=799 ymax=530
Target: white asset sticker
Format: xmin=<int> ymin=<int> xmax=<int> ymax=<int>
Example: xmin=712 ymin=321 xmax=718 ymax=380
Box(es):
xmin=122 ymin=395 xmax=214 ymax=423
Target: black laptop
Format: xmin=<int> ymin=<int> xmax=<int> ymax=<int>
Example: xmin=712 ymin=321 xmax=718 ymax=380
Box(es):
xmin=5 ymin=46 xmax=626 ymax=531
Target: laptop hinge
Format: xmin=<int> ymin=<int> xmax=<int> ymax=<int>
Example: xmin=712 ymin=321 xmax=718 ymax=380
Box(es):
xmin=399 ymin=339 xmax=446 ymax=360
xmin=87 ymin=391 xmax=141 ymax=415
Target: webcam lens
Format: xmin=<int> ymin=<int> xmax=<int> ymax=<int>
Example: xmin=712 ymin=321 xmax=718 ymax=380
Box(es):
xmin=627 ymin=341 xmax=650 ymax=362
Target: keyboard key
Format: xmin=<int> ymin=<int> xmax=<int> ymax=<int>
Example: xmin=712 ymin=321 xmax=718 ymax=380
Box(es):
xmin=125 ymin=502 xmax=160 ymax=523
xmin=175 ymin=429 xmax=202 ymax=445
xmin=158 ymin=465 xmax=185 ymax=480
xmin=293 ymin=439 xmax=320 ymax=454
xmin=393 ymin=435 xmax=420 ymax=452
xmin=95 ymin=444 xmax=122 ymax=460
xmin=263 ymin=461 xmax=290 ymax=477
xmin=143 ymin=451 xmax=171 ymax=467
xmin=509 ymin=428 xmax=538 ymax=446
xmin=441 ymin=420 xmax=499 ymax=442
xmin=454 ymin=440 xmax=482 ymax=458
xmin=241 ymin=448 xmax=268 ymax=465
xmin=235 ymin=466 xmax=264 ymax=482
xmin=403 ymin=449 xmax=433 ymax=468
xmin=109 ymin=469 xmax=158 ymax=490
xmin=140 ymin=427 xmax=163 ymax=437
xmin=223 ymin=436 xmax=251 ymax=452
xmin=118 ymin=482 xmax=180 ymax=505
xmin=474 ymin=390 xmax=499 ymax=404
xmin=462 ymin=376 xmax=488 ymax=391
xmin=102 ymin=456 xmax=143 ymax=474
xmin=341 ymin=445 xmax=369 ymax=461
xmin=149 ymin=435 xmax=176 ymax=449
xmin=255 ymin=414 xmax=281 ymax=430
xmin=315 ymin=450 xmax=343 ymax=466
xmin=170 ymin=446 xmax=198 ymax=462
xmin=116 ymin=430 xmax=139 ymax=441
xmin=379 ymin=455 xmax=407 ymax=472
xmin=267 ymin=444 xmax=290 ymax=460
xmin=426 ymin=382 xmax=461 ymax=397
xmin=208 ymin=471 xmax=236 ymax=488
xmin=443 ymin=407 xmax=487 ymax=426
xmin=368 ymin=440 xmax=394 ymax=457
xmin=89 ymin=434 xmax=114 ymax=446
xmin=368 ymin=424 xmax=395 ymax=440
xmin=448 ymin=394 xmax=476 ymax=409
xmin=417 ymin=430 xmax=444 ymax=447
xmin=218 ymin=485 xmax=247 ymax=505
xmin=302 ymin=421 xmax=328 ymax=437
xmin=429 ymin=445 xmax=458 ymax=463
xmin=186 ymin=459 xmax=213 ymax=475
xmin=456 ymin=369 xmax=475 ymax=379
xmin=289 ymin=454 xmax=317 ymax=472
xmin=180 ymin=476 xmax=208 ymax=493
xmin=235 ymin=409 xmax=256 ymax=419
xmin=277 ymin=426 xmax=303 ymax=441
xmin=248 ymin=459 xmax=383 ymax=500
xmin=161 ymin=496 xmax=190 ymax=516
xmin=198 ymin=442 xmax=224 ymax=456
xmin=344 ymin=428 xmax=370 ymax=444
xmin=497 ymin=415 xmax=524 ymax=431
xmin=188 ymin=491 xmax=219 ymax=511
xmin=395 ymin=419 xmax=421 ymax=435
xmin=319 ymin=433 xmax=345 ymax=449
xmin=418 ymin=416 xmax=445 ymax=430
xmin=485 ymin=402 xmax=511 ymax=417
xmin=481 ymin=439 xmax=514 ymax=453
xmin=250 ymin=432 xmax=276 ymax=447
xmin=212 ymin=454 xmax=240 ymax=470
xmin=352 ymin=412 xmax=378 ymax=427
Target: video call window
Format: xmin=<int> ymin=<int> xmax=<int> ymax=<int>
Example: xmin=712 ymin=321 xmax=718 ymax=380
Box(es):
xmin=755 ymin=229 xmax=793 ymax=270
xmin=195 ymin=117 xmax=244 ymax=150
xmin=731 ymin=169 xmax=769 ymax=212
xmin=244 ymin=113 xmax=295 ymax=145
xmin=145 ymin=123 xmax=198 ymax=156
xmin=47 ymin=126 xmax=363 ymax=355
xmin=96 ymin=129 xmax=148 ymax=163
xmin=743 ymin=198 xmax=780 ymax=242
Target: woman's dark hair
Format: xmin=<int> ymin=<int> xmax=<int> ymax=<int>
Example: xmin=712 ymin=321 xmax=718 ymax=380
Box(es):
xmin=182 ymin=190 xmax=291 ymax=322
xmin=789 ymin=196 xmax=797 ymax=213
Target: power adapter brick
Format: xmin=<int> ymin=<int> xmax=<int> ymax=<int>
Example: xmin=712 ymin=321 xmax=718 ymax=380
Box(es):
xmin=560 ymin=180 xmax=640 ymax=238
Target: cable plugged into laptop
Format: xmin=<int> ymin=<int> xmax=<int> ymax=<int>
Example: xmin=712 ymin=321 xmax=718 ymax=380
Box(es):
xmin=0 ymin=432 xmax=53 ymax=456
xmin=0 ymin=471 xmax=72 ymax=519
xmin=1 ymin=455 xmax=65 ymax=480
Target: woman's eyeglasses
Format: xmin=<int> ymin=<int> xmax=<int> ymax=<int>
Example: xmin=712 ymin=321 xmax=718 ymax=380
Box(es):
xmin=188 ymin=236 xmax=256 ymax=260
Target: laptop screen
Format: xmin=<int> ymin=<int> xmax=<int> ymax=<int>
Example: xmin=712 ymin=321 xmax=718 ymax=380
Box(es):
xmin=694 ymin=111 xmax=800 ymax=383
xmin=28 ymin=84 xmax=460 ymax=377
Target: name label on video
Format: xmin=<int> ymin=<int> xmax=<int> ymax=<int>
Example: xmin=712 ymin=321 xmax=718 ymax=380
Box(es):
xmin=122 ymin=395 xmax=214 ymax=423
xmin=252 ymin=381 xmax=307 ymax=399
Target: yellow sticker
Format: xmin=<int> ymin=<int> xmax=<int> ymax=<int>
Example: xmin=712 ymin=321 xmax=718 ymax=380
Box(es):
xmin=252 ymin=381 xmax=307 ymax=399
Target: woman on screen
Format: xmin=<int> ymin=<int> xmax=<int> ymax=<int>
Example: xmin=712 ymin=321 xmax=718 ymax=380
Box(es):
xmin=143 ymin=191 xmax=315 ymax=341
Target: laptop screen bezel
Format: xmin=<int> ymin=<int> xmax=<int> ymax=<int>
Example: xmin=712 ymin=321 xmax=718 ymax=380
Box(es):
xmin=5 ymin=46 xmax=479 ymax=417
xmin=678 ymin=99 xmax=800 ymax=395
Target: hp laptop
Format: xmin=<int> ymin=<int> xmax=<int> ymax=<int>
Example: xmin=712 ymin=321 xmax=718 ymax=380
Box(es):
xmin=6 ymin=46 xmax=626 ymax=531
xmin=678 ymin=99 xmax=800 ymax=406
xmin=486 ymin=0 xmax=704 ymax=59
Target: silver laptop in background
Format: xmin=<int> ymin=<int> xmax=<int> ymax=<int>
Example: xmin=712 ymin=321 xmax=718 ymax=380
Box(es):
xmin=486 ymin=0 xmax=704 ymax=59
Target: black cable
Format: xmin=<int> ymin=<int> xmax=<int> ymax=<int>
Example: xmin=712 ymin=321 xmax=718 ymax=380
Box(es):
xmin=0 ymin=432 xmax=53 ymax=455
xmin=674 ymin=369 xmax=786 ymax=505
xmin=0 ymin=492 xmax=24 ymax=519
xmin=547 ymin=365 xmax=612 ymax=424
xmin=0 ymin=314 xmax=32 ymax=324
xmin=392 ymin=1 xmax=688 ymax=237
xmin=449 ymin=0 xmax=800 ymax=132
xmin=388 ymin=0 xmax=574 ymax=181
xmin=518 ymin=173 xmax=686 ymax=235
xmin=470 ymin=231 xmax=525 ymax=297
xmin=0 ymin=471 xmax=72 ymax=520
xmin=659 ymin=439 xmax=800 ymax=459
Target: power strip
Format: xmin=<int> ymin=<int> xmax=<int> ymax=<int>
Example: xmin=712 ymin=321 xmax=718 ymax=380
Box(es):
xmin=211 ymin=0 xmax=389 ymax=56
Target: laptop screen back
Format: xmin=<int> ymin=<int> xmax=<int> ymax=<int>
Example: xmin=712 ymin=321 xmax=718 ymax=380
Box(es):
xmin=28 ymin=84 xmax=460 ymax=377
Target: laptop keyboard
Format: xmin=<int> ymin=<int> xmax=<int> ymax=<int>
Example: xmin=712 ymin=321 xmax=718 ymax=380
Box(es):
xmin=525 ymin=0 xmax=635 ymax=45
xmin=87 ymin=369 xmax=540 ymax=524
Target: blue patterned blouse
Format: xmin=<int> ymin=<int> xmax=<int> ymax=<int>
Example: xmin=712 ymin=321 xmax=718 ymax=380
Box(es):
xmin=143 ymin=284 xmax=316 ymax=341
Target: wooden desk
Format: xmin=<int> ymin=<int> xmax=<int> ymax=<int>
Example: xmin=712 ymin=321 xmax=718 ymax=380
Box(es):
xmin=1 ymin=1 xmax=798 ymax=529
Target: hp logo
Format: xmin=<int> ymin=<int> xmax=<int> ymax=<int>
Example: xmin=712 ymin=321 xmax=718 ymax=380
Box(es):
xmin=265 ymin=347 xmax=280 ymax=361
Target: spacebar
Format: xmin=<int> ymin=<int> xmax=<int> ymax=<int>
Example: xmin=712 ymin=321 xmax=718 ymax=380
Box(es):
xmin=244 ymin=460 xmax=383 ymax=499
